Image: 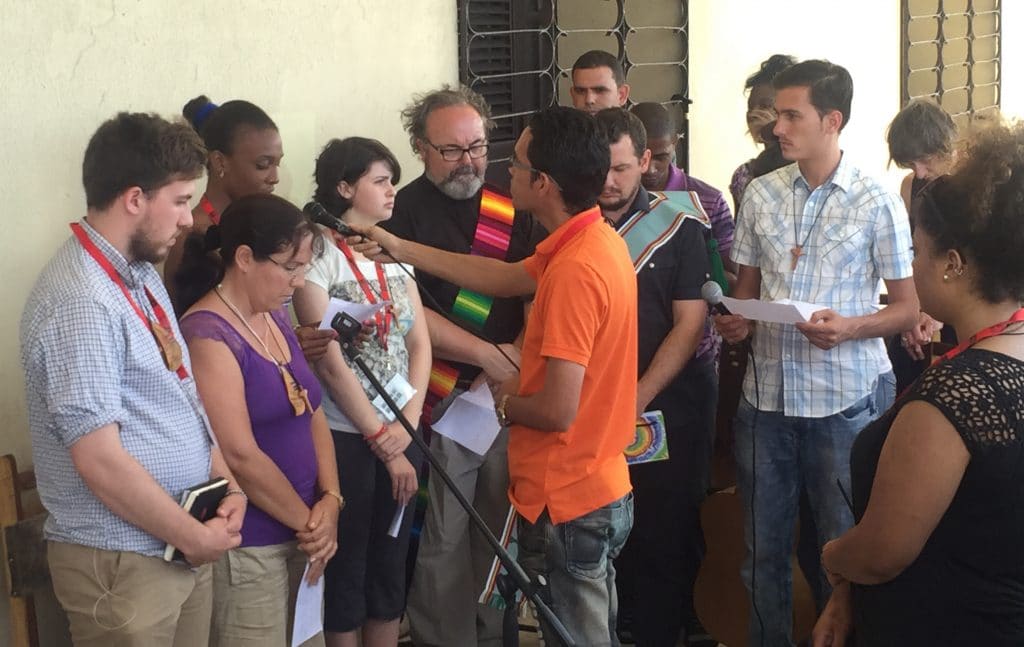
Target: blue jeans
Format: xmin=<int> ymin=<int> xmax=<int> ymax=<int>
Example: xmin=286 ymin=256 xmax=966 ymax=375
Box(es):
xmin=734 ymin=372 xmax=894 ymax=646
xmin=517 ymin=493 xmax=634 ymax=647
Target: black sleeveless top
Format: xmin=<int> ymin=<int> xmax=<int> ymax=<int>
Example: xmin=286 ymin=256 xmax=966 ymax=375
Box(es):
xmin=850 ymin=349 xmax=1024 ymax=646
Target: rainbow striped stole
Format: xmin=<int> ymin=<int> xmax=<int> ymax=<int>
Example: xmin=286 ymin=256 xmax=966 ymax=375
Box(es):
xmin=423 ymin=187 xmax=516 ymax=423
xmin=449 ymin=189 xmax=516 ymax=328
xmin=619 ymin=190 xmax=711 ymax=274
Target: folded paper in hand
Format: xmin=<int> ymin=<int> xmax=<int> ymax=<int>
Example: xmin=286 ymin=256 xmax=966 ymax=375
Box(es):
xmin=719 ymin=296 xmax=824 ymax=325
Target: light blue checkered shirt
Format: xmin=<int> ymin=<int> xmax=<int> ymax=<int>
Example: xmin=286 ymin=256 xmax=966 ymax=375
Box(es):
xmin=20 ymin=220 xmax=212 ymax=557
xmin=733 ymin=157 xmax=913 ymax=418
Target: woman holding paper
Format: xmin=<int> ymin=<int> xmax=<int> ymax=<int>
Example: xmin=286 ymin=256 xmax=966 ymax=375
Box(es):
xmin=293 ymin=137 xmax=428 ymax=647
xmin=175 ymin=194 xmax=340 ymax=647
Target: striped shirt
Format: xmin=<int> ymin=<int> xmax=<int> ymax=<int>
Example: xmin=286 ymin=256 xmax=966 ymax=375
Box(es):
xmin=20 ymin=219 xmax=212 ymax=557
xmin=733 ymin=156 xmax=913 ymax=417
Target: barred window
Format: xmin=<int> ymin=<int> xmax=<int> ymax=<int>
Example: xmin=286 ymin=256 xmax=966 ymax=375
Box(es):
xmin=458 ymin=0 xmax=689 ymax=186
xmin=902 ymin=0 xmax=1001 ymax=127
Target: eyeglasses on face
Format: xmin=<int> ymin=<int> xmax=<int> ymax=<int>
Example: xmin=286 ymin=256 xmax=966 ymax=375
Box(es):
xmin=266 ymin=257 xmax=309 ymax=278
xmin=425 ymin=140 xmax=489 ymax=162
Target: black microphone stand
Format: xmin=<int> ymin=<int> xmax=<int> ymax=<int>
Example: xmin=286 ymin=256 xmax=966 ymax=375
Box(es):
xmin=330 ymin=313 xmax=575 ymax=647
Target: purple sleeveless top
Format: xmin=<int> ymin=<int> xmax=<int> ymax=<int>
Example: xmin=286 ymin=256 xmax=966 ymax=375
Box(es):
xmin=180 ymin=308 xmax=322 ymax=547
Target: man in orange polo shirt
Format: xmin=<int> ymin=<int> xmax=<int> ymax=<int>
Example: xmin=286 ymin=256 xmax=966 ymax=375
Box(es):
xmin=356 ymin=106 xmax=638 ymax=646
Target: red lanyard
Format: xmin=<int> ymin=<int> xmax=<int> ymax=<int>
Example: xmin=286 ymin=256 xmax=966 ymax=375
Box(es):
xmin=938 ymin=308 xmax=1024 ymax=363
xmin=549 ymin=207 xmax=602 ymax=257
xmin=335 ymin=236 xmax=392 ymax=351
xmin=69 ymin=223 xmax=189 ymax=380
xmin=199 ymin=195 xmax=220 ymax=225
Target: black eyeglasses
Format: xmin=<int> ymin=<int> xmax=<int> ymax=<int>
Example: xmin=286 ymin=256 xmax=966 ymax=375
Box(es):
xmin=424 ymin=140 xmax=489 ymax=162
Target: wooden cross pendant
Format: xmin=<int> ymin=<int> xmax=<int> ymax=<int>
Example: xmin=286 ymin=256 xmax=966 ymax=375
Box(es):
xmin=790 ymin=245 xmax=804 ymax=270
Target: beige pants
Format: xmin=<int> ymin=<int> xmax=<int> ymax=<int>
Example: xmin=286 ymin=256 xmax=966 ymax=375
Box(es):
xmin=48 ymin=540 xmax=212 ymax=647
xmin=211 ymin=540 xmax=325 ymax=647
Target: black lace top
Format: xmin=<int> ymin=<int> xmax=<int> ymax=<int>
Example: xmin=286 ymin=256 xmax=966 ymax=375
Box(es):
xmin=850 ymin=349 xmax=1024 ymax=646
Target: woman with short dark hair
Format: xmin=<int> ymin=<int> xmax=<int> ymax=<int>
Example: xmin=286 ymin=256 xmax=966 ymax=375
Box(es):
xmin=293 ymin=137 xmax=429 ymax=647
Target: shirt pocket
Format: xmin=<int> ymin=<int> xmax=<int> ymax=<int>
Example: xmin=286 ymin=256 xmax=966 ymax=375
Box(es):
xmin=752 ymin=211 xmax=792 ymax=275
xmin=820 ymin=222 xmax=868 ymax=277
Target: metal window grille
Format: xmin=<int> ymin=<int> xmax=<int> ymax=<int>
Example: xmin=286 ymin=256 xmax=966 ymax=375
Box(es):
xmin=458 ymin=0 xmax=689 ymax=186
xmin=902 ymin=0 xmax=1001 ymax=127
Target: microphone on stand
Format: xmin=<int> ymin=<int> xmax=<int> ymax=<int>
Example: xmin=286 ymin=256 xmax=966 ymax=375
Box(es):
xmin=701 ymin=280 xmax=732 ymax=316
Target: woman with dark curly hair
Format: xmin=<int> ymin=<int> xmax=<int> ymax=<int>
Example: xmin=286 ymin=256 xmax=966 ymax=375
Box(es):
xmin=814 ymin=120 xmax=1024 ymax=646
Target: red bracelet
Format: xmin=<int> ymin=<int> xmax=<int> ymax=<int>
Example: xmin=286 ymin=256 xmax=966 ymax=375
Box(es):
xmin=365 ymin=423 xmax=387 ymax=442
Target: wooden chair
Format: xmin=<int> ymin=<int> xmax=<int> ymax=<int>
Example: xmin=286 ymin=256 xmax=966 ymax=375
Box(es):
xmin=0 ymin=454 xmax=47 ymax=647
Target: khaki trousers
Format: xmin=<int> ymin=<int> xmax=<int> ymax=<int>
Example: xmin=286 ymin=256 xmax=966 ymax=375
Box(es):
xmin=48 ymin=540 xmax=212 ymax=647
xmin=211 ymin=541 xmax=324 ymax=647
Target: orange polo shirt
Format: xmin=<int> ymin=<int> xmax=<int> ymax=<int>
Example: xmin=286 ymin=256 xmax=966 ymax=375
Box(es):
xmin=510 ymin=207 xmax=638 ymax=524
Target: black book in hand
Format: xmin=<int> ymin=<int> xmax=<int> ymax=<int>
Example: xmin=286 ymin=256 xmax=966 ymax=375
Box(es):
xmin=163 ymin=476 xmax=230 ymax=562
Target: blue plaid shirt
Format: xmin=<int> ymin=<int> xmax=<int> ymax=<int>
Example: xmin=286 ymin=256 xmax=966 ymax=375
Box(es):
xmin=733 ymin=157 xmax=913 ymax=417
xmin=20 ymin=220 xmax=212 ymax=556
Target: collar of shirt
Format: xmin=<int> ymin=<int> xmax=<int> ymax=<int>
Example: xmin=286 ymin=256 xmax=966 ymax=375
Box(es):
xmin=664 ymin=164 xmax=688 ymax=191
xmin=611 ymin=187 xmax=651 ymax=231
xmin=789 ymin=151 xmax=854 ymax=195
xmin=77 ymin=218 xmax=147 ymax=289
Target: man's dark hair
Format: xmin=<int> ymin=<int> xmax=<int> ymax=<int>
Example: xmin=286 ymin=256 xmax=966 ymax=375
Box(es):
xmin=773 ymin=59 xmax=853 ymax=131
xmin=887 ymin=99 xmax=957 ymax=167
xmin=527 ymin=107 xmax=609 ymax=214
xmin=182 ymin=96 xmax=277 ymax=157
xmin=595 ymin=108 xmax=647 ymax=159
xmin=314 ymin=137 xmax=402 ymax=217
xmin=173 ymin=193 xmax=323 ymax=314
xmin=630 ymin=102 xmax=675 ymax=140
xmin=745 ymin=54 xmax=797 ymax=91
xmin=572 ymin=50 xmax=625 ymax=86
xmin=82 ymin=112 xmax=207 ymax=210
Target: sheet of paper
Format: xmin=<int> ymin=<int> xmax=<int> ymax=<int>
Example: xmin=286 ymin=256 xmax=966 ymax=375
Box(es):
xmin=317 ymin=298 xmax=389 ymax=330
xmin=387 ymin=504 xmax=406 ymax=538
xmin=719 ymin=296 xmax=824 ymax=325
xmin=431 ymin=381 xmax=502 ymax=456
xmin=291 ymin=562 xmax=324 ymax=647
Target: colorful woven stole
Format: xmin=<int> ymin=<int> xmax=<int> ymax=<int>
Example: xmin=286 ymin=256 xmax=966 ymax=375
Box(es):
xmin=618 ymin=190 xmax=711 ymax=274
xmin=409 ymin=187 xmax=516 ymax=560
xmin=421 ymin=187 xmax=516 ymax=423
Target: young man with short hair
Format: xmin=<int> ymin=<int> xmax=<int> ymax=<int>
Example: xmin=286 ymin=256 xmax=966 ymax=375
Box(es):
xmin=570 ymin=49 xmax=630 ymax=114
xmin=715 ymin=60 xmax=918 ymax=645
xmin=20 ymin=112 xmax=245 ymax=647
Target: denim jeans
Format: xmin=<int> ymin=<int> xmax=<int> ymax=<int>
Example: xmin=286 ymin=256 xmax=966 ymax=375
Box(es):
xmin=517 ymin=493 xmax=634 ymax=647
xmin=734 ymin=372 xmax=894 ymax=646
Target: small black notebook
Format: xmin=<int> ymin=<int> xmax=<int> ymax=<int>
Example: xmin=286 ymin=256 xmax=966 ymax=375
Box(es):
xmin=163 ymin=476 xmax=230 ymax=562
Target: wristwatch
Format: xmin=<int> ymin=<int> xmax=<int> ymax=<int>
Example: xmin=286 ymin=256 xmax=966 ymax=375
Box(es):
xmin=495 ymin=394 xmax=512 ymax=427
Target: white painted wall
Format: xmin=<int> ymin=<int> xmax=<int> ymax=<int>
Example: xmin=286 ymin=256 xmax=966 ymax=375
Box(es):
xmin=0 ymin=1 xmax=457 ymax=643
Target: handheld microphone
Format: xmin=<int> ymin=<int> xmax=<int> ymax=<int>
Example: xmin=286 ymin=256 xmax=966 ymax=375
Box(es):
xmin=701 ymin=280 xmax=732 ymax=316
xmin=303 ymin=201 xmax=359 ymax=237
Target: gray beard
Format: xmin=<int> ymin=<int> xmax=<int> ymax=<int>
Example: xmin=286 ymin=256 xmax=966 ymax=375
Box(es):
xmin=436 ymin=173 xmax=484 ymax=201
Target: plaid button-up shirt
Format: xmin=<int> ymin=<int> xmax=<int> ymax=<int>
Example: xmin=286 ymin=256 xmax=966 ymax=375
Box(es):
xmin=733 ymin=156 xmax=913 ymax=417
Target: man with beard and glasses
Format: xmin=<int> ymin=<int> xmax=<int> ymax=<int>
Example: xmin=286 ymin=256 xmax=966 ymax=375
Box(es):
xmin=382 ymin=85 xmax=545 ymax=647
xmin=593 ymin=108 xmax=717 ymax=646
xmin=19 ymin=112 xmax=245 ymax=647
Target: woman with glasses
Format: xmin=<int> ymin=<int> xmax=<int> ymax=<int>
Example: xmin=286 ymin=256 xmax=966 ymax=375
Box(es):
xmin=175 ymin=193 xmax=341 ymax=647
xmin=292 ymin=137 xmax=429 ymax=647
xmin=813 ymin=121 xmax=1024 ymax=646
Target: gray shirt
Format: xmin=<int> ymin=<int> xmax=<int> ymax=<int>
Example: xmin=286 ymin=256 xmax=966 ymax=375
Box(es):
xmin=20 ymin=219 xmax=211 ymax=557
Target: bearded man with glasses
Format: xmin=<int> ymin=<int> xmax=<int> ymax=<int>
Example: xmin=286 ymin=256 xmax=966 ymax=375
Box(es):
xmin=383 ymin=85 xmax=546 ymax=647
